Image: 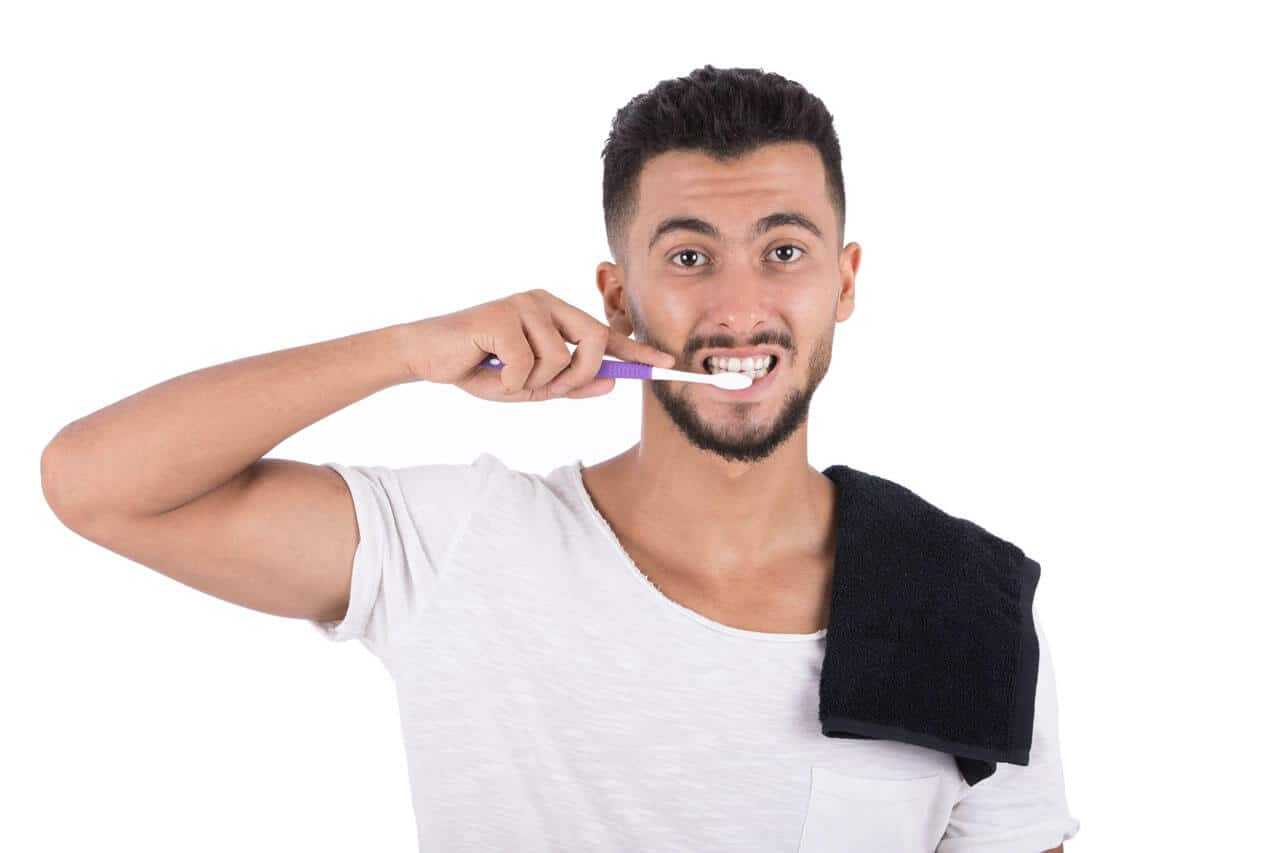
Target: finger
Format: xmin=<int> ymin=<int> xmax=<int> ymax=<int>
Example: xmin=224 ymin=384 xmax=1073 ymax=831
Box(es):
xmin=488 ymin=325 xmax=535 ymax=395
xmin=507 ymin=291 xmax=571 ymax=392
xmin=605 ymin=327 xmax=677 ymax=367
xmin=545 ymin=321 xmax=607 ymax=395
xmin=564 ymin=376 xmax=616 ymax=398
xmin=520 ymin=309 xmax=574 ymax=392
xmin=542 ymin=291 xmax=676 ymax=369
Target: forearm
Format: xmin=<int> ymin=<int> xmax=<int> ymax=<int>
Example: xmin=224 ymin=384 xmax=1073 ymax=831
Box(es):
xmin=42 ymin=322 xmax=417 ymax=522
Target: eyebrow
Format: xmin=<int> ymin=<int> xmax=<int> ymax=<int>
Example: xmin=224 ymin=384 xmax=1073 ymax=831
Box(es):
xmin=647 ymin=210 xmax=824 ymax=251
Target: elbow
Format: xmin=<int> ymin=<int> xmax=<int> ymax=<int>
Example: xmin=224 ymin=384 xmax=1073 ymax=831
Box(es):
xmin=41 ymin=432 xmax=92 ymax=529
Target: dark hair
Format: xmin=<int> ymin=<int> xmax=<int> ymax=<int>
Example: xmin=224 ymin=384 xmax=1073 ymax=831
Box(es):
xmin=601 ymin=64 xmax=845 ymax=265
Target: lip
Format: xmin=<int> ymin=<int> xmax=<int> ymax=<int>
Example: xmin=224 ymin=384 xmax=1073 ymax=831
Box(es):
xmin=706 ymin=355 xmax=782 ymax=401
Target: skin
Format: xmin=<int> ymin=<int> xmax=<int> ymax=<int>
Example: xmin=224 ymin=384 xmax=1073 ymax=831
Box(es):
xmin=584 ymin=143 xmax=1069 ymax=853
xmin=580 ymin=140 xmax=860 ymax=633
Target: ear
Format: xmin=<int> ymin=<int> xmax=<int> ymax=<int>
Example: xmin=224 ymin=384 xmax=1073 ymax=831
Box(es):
xmin=835 ymin=242 xmax=860 ymax=323
xmin=596 ymin=261 xmax=636 ymax=335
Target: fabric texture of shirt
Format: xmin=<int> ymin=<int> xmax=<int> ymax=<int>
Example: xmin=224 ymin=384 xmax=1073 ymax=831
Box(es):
xmin=310 ymin=452 xmax=1081 ymax=852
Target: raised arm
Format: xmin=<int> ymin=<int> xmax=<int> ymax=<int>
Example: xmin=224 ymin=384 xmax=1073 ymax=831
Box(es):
xmin=40 ymin=322 xmax=419 ymax=623
xmin=40 ymin=290 xmax=676 ymax=626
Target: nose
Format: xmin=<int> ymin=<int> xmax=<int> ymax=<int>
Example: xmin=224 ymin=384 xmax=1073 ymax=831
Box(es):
xmin=708 ymin=270 xmax=772 ymax=339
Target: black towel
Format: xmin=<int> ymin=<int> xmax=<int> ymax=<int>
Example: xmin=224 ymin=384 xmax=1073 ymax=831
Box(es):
xmin=819 ymin=464 xmax=1041 ymax=787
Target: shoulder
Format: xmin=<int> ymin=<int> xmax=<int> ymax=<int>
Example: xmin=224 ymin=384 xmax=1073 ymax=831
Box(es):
xmin=822 ymin=463 xmax=1033 ymax=577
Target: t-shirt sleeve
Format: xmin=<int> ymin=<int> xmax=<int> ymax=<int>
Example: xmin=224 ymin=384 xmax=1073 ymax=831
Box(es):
xmin=308 ymin=451 xmax=502 ymax=660
xmin=937 ymin=603 xmax=1082 ymax=853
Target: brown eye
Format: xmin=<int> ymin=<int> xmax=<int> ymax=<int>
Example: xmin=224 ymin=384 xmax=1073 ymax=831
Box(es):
xmin=769 ymin=245 xmax=805 ymax=263
xmin=671 ymin=249 xmax=708 ymax=268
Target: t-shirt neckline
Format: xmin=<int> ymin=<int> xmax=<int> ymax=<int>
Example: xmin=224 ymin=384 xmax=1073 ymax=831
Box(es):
xmin=568 ymin=459 xmax=828 ymax=644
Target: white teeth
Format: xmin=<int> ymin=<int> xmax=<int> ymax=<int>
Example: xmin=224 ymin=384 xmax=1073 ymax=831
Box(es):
xmin=705 ymin=354 xmax=776 ymax=378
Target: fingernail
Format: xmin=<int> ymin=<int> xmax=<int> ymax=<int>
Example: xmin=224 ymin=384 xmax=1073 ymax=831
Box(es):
xmin=548 ymin=382 xmax=570 ymax=396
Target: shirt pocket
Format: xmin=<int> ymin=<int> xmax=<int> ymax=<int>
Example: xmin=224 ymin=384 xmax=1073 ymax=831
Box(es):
xmin=796 ymin=766 xmax=942 ymax=853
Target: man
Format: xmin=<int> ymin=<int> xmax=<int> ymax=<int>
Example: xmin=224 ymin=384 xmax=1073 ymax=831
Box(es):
xmin=42 ymin=65 xmax=1078 ymax=851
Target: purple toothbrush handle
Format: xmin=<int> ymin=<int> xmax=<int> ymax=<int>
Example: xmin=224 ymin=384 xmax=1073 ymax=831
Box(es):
xmin=480 ymin=355 xmax=653 ymax=380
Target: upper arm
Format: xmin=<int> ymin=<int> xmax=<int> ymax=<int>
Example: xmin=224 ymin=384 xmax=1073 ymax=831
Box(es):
xmin=59 ymin=457 xmax=364 ymax=624
xmin=55 ymin=451 xmax=502 ymax=658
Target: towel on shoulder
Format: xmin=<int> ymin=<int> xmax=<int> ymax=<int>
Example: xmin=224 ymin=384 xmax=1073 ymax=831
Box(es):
xmin=819 ymin=464 xmax=1041 ymax=787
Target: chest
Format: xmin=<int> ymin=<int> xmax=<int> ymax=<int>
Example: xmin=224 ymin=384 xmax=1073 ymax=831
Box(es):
xmin=617 ymin=535 xmax=836 ymax=635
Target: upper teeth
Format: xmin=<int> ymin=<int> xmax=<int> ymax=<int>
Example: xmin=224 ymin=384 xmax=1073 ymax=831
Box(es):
xmin=706 ymin=355 xmax=776 ymax=375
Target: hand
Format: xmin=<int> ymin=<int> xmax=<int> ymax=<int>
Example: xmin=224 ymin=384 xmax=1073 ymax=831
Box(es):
xmin=403 ymin=289 xmax=677 ymax=402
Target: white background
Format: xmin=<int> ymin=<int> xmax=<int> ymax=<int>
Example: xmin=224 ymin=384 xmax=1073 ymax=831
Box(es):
xmin=4 ymin=1 xmax=1276 ymax=850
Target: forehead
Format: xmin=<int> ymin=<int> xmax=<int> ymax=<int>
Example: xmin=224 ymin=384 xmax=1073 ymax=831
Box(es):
xmin=632 ymin=142 xmax=829 ymax=239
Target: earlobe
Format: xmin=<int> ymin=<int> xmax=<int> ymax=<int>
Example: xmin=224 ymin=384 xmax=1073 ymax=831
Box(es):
xmin=612 ymin=314 xmax=635 ymax=336
xmin=608 ymin=297 xmax=635 ymax=336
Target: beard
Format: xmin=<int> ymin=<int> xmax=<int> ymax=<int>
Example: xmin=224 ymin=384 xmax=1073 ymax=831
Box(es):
xmin=629 ymin=308 xmax=834 ymax=464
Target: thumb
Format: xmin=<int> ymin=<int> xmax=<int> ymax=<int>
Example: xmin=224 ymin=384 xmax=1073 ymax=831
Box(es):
xmin=565 ymin=377 xmax=616 ymax=398
xmin=607 ymin=329 xmax=677 ymax=367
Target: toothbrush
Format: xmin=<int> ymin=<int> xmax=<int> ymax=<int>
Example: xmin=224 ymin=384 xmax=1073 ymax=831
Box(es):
xmin=478 ymin=354 xmax=751 ymax=390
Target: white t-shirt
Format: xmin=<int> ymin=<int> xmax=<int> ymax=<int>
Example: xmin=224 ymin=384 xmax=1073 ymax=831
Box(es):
xmin=311 ymin=452 xmax=1081 ymax=852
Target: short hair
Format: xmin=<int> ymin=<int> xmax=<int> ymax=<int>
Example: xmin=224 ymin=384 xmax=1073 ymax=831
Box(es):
xmin=601 ymin=64 xmax=845 ymax=265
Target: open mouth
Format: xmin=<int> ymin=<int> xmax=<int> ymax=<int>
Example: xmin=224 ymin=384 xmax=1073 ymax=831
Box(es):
xmin=702 ymin=354 xmax=779 ymax=381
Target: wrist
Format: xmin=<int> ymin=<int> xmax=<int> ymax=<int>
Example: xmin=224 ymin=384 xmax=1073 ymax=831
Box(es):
xmin=387 ymin=321 xmax=424 ymax=384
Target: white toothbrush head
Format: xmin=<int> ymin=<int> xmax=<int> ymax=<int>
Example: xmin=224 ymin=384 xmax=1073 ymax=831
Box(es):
xmin=708 ymin=371 xmax=752 ymax=390
xmin=649 ymin=366 xmax=751 ymax=390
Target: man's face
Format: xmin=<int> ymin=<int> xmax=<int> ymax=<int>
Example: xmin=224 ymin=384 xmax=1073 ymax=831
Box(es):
xmin=601 ymin=141 xmax=858 ymax=464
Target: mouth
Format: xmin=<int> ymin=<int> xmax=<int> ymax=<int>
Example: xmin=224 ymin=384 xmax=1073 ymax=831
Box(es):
xmin=700 ymin=353 xmax=780 ymax=382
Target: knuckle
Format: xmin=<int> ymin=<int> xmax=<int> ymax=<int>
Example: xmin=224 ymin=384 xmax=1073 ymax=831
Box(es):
xmin=500 ymin=300 xmax=525 ymax=324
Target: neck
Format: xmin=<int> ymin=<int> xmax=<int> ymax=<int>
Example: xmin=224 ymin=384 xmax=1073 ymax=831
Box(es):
xmin=586 ymin=396 xmax=835 ymax=580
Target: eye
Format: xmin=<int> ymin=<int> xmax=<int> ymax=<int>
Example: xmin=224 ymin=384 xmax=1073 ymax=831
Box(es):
xmin=768 ymin=244 xmax=806 ymax=263
xmin=669 ymin=248 xmax=709 ymax=268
